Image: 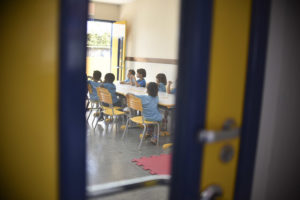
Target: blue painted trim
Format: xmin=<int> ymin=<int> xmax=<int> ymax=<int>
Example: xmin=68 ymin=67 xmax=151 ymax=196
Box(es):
xmin=169 ymin=0 xmax=213 ymax=199
xmin=59 ymin=0 xmax=88 ymax=199
xmin=234 ymin=0 xmax=271 ymax=199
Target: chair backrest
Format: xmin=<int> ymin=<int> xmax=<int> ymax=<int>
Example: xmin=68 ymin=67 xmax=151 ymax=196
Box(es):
xmin=87 ymin=83 xmax=93 ymax=95
xmin=97 ymin=87 xmax=113 ymax=105
xmin=127 ymin=94 xmax=143 ymax=112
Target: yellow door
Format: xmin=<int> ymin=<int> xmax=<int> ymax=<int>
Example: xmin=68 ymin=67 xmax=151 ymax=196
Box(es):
xmin=111 ymin=21 xmax=126 ymax=81
xmin=200 ymin=0 xmax=252 ymax=199
xmin=0 ymin=1 xmax=59 ymax=199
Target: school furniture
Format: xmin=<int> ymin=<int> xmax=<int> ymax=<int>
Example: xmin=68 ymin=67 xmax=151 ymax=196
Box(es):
xmin=122 ymin=94 xmax=161 ymax=149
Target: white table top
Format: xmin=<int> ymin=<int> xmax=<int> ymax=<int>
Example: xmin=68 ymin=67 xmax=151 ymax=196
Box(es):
xmin=115 ymin=83 xmax=175 ymax=108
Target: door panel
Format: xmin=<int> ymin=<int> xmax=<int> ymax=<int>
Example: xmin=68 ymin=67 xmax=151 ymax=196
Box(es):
xmin=200 ymin=0 xmax=252 ymax=199
xmin=0 ymin=1 xmax=59 ymax=199
xmin=111 ymin=21 xmax=126 ymax=81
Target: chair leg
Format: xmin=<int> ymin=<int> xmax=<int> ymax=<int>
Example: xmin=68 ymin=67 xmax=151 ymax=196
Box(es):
xmin=86 ymin=100 xmax=90 ymax=111
xmin=92 ymin=116 xmax=97 ymax=129
xmin=91 ymin=107 xmax=98 ymax=127
xmin=121 ymin=118 xmax=130 ymax=140
xmin=138 ymin=124 xmax=147 ymax=150
xmin=87 ymin=103 xmax=95 ymax=121
xmin=113 ymin=115 xmax=118 ymax=132
xmin=93 ymin=110 xmax=101 ymax=130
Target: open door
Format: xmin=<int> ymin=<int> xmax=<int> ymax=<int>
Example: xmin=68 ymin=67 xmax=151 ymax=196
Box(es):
xmin=170 ymin=0 xmax=270 ymax=200
xmin=111 ymin=21 xmax=126 ymax=81
xmin=57 ymin=0 xmax=271 ymax=199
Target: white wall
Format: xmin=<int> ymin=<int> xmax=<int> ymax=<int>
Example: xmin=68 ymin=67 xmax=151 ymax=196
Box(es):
xmin=90 ymin=2 xmax=120 ymax=21
xmin=120 ymin=0 xmax=180 ymax=84
xmin=126 ymin=61 xmax=178 ymax=84
xmin=251 ymin=1 xmax=300 ymax=199
xmin=120 ymin=0 xmax=180 ymax=58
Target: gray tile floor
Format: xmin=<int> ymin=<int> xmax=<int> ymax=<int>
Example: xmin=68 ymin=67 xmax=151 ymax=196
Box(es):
xmin=86 ymin=115 xmax=172 ymax=200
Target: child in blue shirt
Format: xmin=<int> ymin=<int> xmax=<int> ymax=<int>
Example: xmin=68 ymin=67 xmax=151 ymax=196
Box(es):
xmin=101 ymin=73 xmax=121 ymax=107
xmin=120 ymin=69 xmax=136 ymax=86
xmin=167 ymin=81 xmax=176 ymax=94
xmin=132 ymin=68 xmax=146 ymax=87
xmin=156 ymin=73 xmax=167 ymax=92
xmin=136 ymin=82 xmax=162 ymax=144
xmin=87 ymin=70 xmax=102 ymax=101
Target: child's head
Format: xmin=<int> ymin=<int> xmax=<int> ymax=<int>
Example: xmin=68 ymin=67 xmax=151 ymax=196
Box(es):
xmin=127 ymin=69 xmax=135 ymax=78
xmin=156 ymin=73 xmax=167 ymax=85
xmin=137 ymin=68 xmax=146 ymax=79
xmin=93 ymin=70 xmax=102 ymax=81
xmin=147 ymin=82 xmax=159 ymax=97
xmin=104 ymin=73 xmax=115 ymax=83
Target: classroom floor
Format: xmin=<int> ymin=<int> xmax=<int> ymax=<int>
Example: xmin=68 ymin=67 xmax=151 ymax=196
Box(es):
xmin=86 ymin=116 xmax=173 ymax=200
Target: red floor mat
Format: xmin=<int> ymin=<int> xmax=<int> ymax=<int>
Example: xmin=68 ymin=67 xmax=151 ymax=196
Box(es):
xmin=132 ymin=154 xmax=171 ymax=175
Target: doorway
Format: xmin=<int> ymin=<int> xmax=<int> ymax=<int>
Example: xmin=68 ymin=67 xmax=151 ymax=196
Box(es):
xmin=59 ymin=0 xmax=271 ymax=200
xmin=86 ymin=20 xmax=113 ymax=77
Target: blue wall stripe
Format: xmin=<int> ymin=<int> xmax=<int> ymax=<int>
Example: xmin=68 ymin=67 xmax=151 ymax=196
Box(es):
xmin=234 ymin=0 xmax=271 ymax=199
xmin=59 ymin=0 xmax=88 ymax=199
xmin=169 ymin=0 xmax=213 ymax=199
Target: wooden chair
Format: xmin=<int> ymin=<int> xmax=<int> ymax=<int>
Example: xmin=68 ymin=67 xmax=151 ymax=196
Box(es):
xmin=87 ymin=83 xmax=100 ymax=122
xmin=93 ymin=87 xmax=125 ymax=129
xmin=122 ymin=94 xmax=160 ymax=149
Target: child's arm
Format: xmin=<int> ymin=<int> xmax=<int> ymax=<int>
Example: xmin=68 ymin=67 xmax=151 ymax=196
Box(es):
xmin=129 ymin=75 xmax=133 ymax=85
xmin=131 ymin=75 xmax=141 ymax=87
xmin=129 ymin=75 xmax=136 ymax=86
xmin=167 ymin=81 xmax=172 ymax=94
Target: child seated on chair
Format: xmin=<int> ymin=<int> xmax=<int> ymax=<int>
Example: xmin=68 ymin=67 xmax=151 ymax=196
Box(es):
xmin=132 ymin=68 xmax=146 ymax=87
xmin=136 ymin=82 xmax=162 ymax=144
xmin=101 ymin=73 xmax=122 ymax=107
xmin=156 ymin=73 xmax=167 ymax=92
xmin=120 ymin=69 xmax=136 ymax=86
xmin=87 ymin=70 xmax=102 ymax=101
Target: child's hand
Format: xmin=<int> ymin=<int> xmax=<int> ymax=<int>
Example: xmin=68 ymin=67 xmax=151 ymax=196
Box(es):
xmin=168 ymin=81 xmax=173 ymax=85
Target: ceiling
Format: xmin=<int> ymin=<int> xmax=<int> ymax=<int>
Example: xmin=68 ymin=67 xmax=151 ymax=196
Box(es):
xmin=91 ymin=0 xmax=135 ymax=5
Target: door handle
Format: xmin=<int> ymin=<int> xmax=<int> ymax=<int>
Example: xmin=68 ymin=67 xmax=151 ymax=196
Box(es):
xmin=198 ymin=128 xmax=239 ymax=144
xmin=200 ymin=185 xmax=222 ymax=200
xmin=198 ymin=119 xmax=240 ymax=199
xmin=198 ymin=118 xmax=239 ymax=144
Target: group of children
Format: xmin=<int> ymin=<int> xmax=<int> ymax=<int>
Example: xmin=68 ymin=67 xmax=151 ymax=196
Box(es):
xmin=87 ymin=68 xmax=176 ymax=144
xmin=120 ymin=68 xmax=176 ymax=94
xmin=87 ymin=71 xmax=120 ymax=106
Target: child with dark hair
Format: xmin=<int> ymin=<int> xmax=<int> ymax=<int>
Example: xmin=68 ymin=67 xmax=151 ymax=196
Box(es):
xmin=87 ymin=70 xmax=102 ymax=101
xmin=135 ymin=82 xmax=162 ymax=144
xmin=156 ymin=73 xmax=167 ymax=92
xmin=120 ymin=69 xmax=136 ymax=85
xmin=101 ymin=73 xmax=121 ymax=106
xmin=132 ymin=68 xmax=146 ymax=87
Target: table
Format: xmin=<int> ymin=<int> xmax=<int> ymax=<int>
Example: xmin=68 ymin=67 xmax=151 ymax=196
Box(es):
xmin=115 ymin=83 xmax=176 ymax=109
xmin=116 ymin=83 xmax=175 ymax=137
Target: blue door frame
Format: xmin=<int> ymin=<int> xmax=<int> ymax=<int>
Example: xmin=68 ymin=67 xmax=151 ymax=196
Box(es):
xmin=169 ymin=0 xmax=213 ymax=199
xmin=234 ymin=0 xmax=271 ymax=199
xmin=58 ymin=0 xmax=270 ymax=199
xmin=59 ymin=0 xmax=88 ymax=199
